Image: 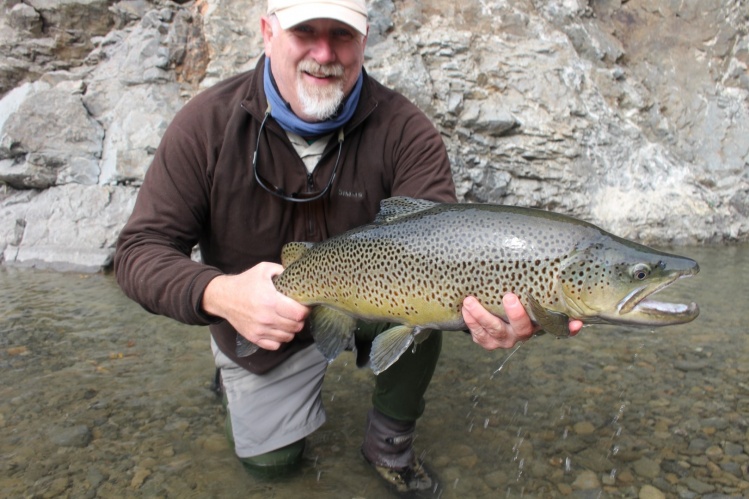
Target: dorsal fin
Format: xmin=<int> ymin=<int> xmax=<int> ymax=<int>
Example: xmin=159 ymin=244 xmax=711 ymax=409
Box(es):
xmin=281 ymin=242 xmax=314 ymax=267
xmin=373 ymin=197 xmax=439 ymax=224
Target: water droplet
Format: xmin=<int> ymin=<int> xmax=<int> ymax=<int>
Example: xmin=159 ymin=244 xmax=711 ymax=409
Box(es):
xmin=492 ymin=342 xmax=524 ymax=376
xmin=516 ymin=458 xmax=525 ymax=481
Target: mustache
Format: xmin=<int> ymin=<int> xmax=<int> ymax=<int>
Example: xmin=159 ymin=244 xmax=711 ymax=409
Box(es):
xmin=297 ymin=60 xmax=345 ymax=78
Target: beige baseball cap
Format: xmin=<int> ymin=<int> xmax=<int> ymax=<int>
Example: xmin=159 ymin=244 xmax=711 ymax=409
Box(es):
xmin=267 ymin=0 xmax=368 ymax=36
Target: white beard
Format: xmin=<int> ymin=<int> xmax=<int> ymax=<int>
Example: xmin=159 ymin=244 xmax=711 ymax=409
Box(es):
xmin=296 ymin=60 xmax=346 ymax=121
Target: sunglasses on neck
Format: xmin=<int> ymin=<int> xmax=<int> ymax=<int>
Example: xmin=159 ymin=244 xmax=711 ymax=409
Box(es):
xmin=252 ymin=108 xmax=344 ymax=203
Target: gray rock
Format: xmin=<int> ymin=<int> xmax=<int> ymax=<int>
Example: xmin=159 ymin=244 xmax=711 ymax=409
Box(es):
xmin=633 ymin=457 xmax=661 ymax=479
xmin=2 ymin=184 xmax=138 ymax=272
xmin=85 ymin=467 xmax=106 ymax=488
xmin=674 ymin=360 xmax=709 ymax=372
xmin=0 ymin=80 xmax=104 ymax=189
xmin=687 ymin=438 xmax=711 ymax=453
xmin=8 ymin=3 xmax=43 ymax=34
xmin=49 ymin=424 xmax=92 ymax=448
xmin=681 ymin=476 xmax=715 ymax=495
xmin=720 ymin=461 xmax=742 ymax=477
xmin=459 ymin=100 xmax=519 ymax=137
xmin=0 ymin=0 xmax=747 ymax=272
xmin=722 ymin=442 xmax=744 ymax=456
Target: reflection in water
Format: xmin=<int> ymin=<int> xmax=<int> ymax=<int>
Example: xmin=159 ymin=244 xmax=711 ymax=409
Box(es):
xmin=0 ymin=245 xmax=747 ymax=498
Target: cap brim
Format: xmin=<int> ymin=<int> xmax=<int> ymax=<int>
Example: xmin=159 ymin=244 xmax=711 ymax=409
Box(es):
xmin=274 ymin=5 xmax=368 ymax=36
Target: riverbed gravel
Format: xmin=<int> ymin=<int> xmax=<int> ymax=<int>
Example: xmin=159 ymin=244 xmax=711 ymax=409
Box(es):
xmin=1 ymin=245 xmax=748 ymax=498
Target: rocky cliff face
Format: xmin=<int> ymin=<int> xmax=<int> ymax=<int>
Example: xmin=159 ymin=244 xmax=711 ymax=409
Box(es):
xmin=1 ymin=0 xmax=747 ymax=271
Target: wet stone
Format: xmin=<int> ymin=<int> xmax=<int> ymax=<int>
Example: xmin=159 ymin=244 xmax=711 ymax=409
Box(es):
xmin=573 ymin=421 xmax=596 ymax=435
xmin=484 ymin=469 xmax=509 ymax=488
xmin=723 ymin=442 xmax=744 ymax=456
xmin=602 ymin=472 xmax=616 ymax=486
xmin=86 ymin=467 xmax=106 ymax=488
xmin=700 ymin=417 xmax=729 ymax=431
xmin=651 ymin=477 xmax=673 ymax=493
xmin=130 ymin=466 xmax=151 ymax=489
xmin=574 ymin=489 xmax=606 ymax=499
xmin=639 ymin=484 xmax=666 ymax=499
xmin=673 ymin=360 xmax=708 ymax=372
xmin=705 ymin=445 xmax=724 ymax=460
xmin=688 ymin=438 xmax=711 ymax=453
xmin=572 ymin=470 xmax=601 ymax=490
xmin=689 ymin=455 xmax=709 ymax=467
xmin=676 ymin=489 xmax=699 ymax=499
xmin=720 ymin=462 xmax=742 ymax=477
xmin=49 ymin=424 xmax=92 ymax=448
xmin=557 ymin=483 xmax=573 ymax=495
xmin=200 ymin=434 xmax=229 ymax=453
xmin=575 ymin=448 xmax=615 ymax=473
xmin=633 ymin=457 xmax=661 ymax=479
xmin=681 ymin=476 xmax=716 ymax=494
xmin=442 ymin=466 xmax=462 ymax=483
xmin=44 ymin=476 xmax=71 ymax=498
xmin=662 ymin=460 xmax=691 ymax=478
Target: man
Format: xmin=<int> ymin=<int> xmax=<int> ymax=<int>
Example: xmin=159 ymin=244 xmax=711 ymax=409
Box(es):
xmin=115 ymin=0 xmax=582 ymax=493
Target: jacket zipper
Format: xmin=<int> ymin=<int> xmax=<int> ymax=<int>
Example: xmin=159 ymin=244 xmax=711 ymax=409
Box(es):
xmin=306 ymin=172 xmax=315 ymax=237
xmin=240 ymin=100 xmax=340 ymax=240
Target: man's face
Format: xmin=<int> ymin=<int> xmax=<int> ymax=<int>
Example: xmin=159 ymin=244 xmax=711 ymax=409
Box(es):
xmin=262 ymin=15 xmax=367 ymax=123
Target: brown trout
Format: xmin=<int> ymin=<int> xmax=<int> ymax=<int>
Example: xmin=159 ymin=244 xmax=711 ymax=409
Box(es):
xmin=238 ymin=197 xmax=700 ymax=374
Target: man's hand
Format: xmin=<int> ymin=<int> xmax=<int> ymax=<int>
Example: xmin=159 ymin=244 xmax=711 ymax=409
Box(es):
xmin=202 ymin=262 xmax=309 ymax=350
xmin=462 ymin=293 xmax=582 ymax=350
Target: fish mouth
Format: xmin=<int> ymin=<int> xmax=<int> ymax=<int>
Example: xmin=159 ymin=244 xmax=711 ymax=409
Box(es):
xmin=615 ymin=268 xmax=700 ymax=325
xmin=627 ymin=298 xmax=700 ymax=324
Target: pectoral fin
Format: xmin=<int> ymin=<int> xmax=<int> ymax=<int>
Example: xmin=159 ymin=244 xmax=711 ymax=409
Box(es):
xmin=413 ymin=327 xmax=432 ymax=345
xmin=526 ymin=294 xmax=571 ymax=338
xmin=236 ymin=336 xmax=260 ymax=357
xmin=370 ymin=325 xmax=416 ymax=375
xmin=309 ymin=306 xmax=358 ymax=362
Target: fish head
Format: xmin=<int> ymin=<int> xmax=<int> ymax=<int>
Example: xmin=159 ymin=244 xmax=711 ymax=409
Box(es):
xmin=557 ymin=237 xmax=700 ymax=327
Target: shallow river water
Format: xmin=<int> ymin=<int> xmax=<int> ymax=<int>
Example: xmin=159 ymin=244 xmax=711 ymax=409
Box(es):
xmin=1 ymin=244 xmax=748 ymax=499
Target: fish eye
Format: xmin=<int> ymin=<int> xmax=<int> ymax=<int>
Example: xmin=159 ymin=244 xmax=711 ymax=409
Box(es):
xmin=631 ymin=264 xmax=651 ymax=280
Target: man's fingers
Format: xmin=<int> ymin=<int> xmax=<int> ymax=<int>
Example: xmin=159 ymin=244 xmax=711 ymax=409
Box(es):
xmin=463 ymin=294 xmax=583 ymax=350
xmin=502 ymin=293 xmax=535 ymax=338
xmin=569 ymin=320 xmax=583 ymax=336
xmin=275 ymin=294 xmax=310 ymax=324
xmin=461 ymin=296 xmax=483 ymax=329
xmin=253 ymin=338 xmax=283 ymax=351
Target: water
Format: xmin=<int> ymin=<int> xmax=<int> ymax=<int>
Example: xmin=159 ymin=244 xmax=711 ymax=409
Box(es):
xmin=1 ymin=245 xmax=748 ymax=498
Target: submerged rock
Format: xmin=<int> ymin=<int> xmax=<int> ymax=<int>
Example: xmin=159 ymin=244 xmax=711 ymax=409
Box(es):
xmin=49 ymin=424 xmax=92 ymax=448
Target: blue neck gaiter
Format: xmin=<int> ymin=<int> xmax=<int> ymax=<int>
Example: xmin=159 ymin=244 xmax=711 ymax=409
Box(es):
xmin=263 ymin=58 xmax=362 ymax=137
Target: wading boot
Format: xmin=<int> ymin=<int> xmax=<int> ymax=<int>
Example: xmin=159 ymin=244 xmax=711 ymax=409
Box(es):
xmin=224 ymin=405 xmax=305 ymax=478
xmin=361 ymin=408 xmax=433 ymax=493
